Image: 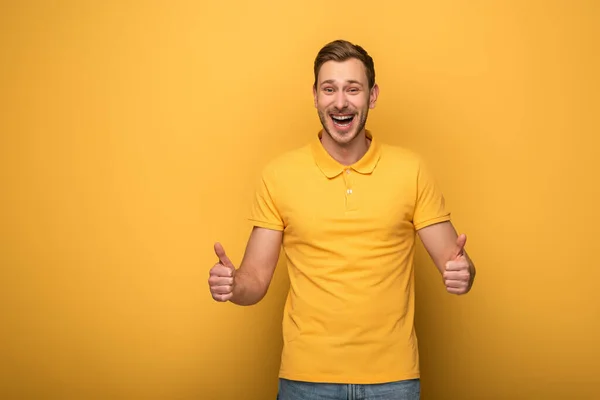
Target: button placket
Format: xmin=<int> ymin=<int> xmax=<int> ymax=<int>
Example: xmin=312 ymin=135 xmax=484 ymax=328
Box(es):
xmin=343 ymin=168 xmax=357 ymax=211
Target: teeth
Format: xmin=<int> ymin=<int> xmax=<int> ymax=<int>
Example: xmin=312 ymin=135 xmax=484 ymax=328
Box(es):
xmin=332 ymin=115 xmax=353 ymax=120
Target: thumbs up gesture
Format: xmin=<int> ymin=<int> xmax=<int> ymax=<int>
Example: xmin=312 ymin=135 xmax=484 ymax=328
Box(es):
xmin=443 ymin=234 xmax=473 ymax=295
xmin=208 ymin=242 xmax=236 ymax=302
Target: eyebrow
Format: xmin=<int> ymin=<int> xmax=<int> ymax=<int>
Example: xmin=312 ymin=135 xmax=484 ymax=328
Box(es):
xmin=320 ymin=79 xmax=364 ymax=87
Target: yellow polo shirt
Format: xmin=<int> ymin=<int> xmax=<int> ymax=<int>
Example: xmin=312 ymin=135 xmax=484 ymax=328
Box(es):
xmin=248 ymin=130 xmax=450 ymax=384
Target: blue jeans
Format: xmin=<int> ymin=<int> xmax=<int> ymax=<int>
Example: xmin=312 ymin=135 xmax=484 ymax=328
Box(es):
xmin=277 ymin=378 xmax=420 ymax=400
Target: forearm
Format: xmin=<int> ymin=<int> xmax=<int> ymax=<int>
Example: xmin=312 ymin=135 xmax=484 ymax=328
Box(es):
xmin=230 ymin=268 xmax=268 ymax=306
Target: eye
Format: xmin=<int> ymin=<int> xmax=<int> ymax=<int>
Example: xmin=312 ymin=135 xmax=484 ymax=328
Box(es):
xmin=323 ymin=87 xmax=334 ymax=93
xmin=348 ymin=87 xmax=360 ymax=94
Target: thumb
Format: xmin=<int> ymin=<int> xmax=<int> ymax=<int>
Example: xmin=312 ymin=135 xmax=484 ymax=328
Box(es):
xmin=214 ymin=242 xmax=234 ymax=270
xmin=454 ymin=233 xmax=467 ymax=258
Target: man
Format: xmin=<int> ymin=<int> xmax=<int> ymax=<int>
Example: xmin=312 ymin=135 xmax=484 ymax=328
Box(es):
xmin=208 ymin=39 xmax=476 ymax=400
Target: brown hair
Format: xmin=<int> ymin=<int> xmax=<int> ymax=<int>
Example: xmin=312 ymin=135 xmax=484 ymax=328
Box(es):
xmin=313 ymin=39 xmax=376 ymax=89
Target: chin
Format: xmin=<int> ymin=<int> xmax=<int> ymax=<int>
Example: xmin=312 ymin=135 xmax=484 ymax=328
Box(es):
xmin=328 ymin=129 xmax=359 ymax=145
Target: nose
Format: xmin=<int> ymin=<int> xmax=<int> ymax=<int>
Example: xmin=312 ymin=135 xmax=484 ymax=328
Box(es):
xmin=334 ymin=92 xmax=348 ymax=111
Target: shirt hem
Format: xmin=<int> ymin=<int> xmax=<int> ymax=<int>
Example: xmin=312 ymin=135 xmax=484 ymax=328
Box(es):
xmin=277 ymin=371 xmax=421 ymax=385
xmin=247 ymin=218 xmax=284 ymax=231
xmin=414 ymin=214 xmax=451 ymax=231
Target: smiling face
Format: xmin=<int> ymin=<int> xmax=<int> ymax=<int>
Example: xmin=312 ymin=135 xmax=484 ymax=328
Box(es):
xmin=313 ymin=58 xmax=379 ymax=146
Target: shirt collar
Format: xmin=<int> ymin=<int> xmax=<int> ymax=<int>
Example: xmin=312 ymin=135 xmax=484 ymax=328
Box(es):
xmin=310 ymin=130 xmax=382 ymax=179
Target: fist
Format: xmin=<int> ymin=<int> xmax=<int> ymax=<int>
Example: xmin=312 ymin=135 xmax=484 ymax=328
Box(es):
xmin=208 ymin=242 xmax=236 ymax=302
xmin=443 ymin=234 xmax=472 ymax=295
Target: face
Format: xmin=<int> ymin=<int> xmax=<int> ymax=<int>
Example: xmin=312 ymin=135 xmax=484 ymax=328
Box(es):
xmin=313 ymin=58 xmax=379 ymax=146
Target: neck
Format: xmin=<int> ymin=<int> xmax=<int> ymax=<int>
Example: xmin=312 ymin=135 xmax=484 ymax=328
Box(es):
xmin=320 ymin=130 xmax=371 ymax=166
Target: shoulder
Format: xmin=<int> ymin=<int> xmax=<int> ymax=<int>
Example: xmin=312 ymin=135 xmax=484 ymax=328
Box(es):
xmin=259 ymin=143 xmax=312 ymax=181
xmin=379 ymin=142 xmax=425 ymax=169
xmin=379 ymin=142 xmax=444 ymax=193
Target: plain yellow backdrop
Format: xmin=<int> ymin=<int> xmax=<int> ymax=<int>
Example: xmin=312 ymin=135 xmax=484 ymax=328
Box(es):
xmin=1 ymin=1 xmax=598 ymax=399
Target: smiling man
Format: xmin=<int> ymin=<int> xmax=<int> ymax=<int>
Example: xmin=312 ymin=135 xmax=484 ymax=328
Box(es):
xmin=208 ymin=40 xmax=476 ymax=400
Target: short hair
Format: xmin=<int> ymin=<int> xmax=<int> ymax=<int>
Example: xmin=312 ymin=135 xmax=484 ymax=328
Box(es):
xmin=313 ymin=39 xmax=376 ymax=89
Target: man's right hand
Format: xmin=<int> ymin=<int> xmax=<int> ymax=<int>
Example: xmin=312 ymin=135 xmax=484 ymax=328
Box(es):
xmin=208 ymin=242 xmax=236 ymax=302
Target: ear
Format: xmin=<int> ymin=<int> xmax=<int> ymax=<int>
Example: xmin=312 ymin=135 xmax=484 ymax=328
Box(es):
xmin=369 ymin=84 xmax=380 ymax=109
xmin=313 ymin=85 xmax=318 ymax=108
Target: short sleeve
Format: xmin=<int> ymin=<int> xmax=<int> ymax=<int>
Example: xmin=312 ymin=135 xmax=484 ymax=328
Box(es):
xmin=248 ymin=168 xmax=285 ymax=231
xmin=413 ymin=159 xmax=451 ymax=230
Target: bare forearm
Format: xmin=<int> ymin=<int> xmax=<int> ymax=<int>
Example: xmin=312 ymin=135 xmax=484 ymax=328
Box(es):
xmin=230 ymin=269 xmax=268 ymax=306
xmin=209 ymin=228 xmax=281 ymax=304
xmin=418 ymin=222 xmax=476 ymax=295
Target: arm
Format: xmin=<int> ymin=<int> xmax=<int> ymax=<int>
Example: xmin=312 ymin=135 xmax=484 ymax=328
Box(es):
xmin=417 ymin=221 xmax=476 ymax=295
xmin=230 ymin=226 xmax=283 ymax=305
xmin=209 ymin=226 xmax=283 ymax=306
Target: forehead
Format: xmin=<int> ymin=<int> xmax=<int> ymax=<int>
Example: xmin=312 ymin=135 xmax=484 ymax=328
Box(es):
xmin=317 ymin=59 xmax=368 ymax=85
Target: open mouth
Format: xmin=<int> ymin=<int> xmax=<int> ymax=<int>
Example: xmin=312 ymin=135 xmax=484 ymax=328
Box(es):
xmin=330 ymin=114 xmax=355 ymax=129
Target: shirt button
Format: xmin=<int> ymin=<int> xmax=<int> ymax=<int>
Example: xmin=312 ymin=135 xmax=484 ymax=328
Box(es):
xmin=346 ymin=169 xmax=351 ymax=174
xmin=347 ymin=189 xmax=353 ymax=194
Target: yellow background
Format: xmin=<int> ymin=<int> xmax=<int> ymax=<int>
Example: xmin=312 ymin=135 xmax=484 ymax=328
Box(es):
xmin=1 ymin=1 xmax=598 ymax=399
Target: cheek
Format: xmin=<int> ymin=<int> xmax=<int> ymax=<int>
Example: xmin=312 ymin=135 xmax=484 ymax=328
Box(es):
xmin=315 ymin=96 xmax=326 ymax=108
xmin=351 ymin=97 xmax=369 ymax=110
